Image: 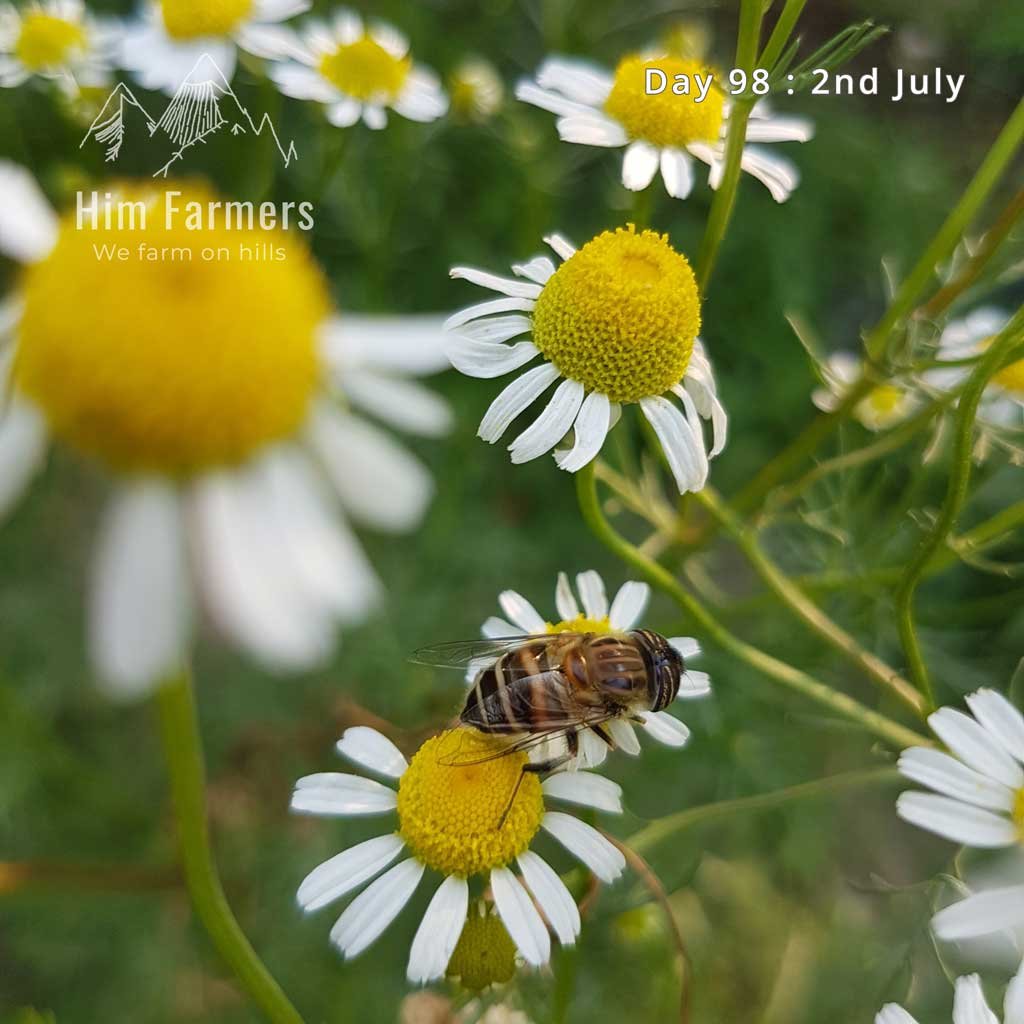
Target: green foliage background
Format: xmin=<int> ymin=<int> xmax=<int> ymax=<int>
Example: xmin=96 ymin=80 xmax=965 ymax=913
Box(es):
xmin=1 ymin=0 xmax=1022 ymax=1021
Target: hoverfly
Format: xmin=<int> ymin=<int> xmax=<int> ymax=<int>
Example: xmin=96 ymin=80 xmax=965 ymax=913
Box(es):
xmin=412 ymin=629 xmax=685 ymax=820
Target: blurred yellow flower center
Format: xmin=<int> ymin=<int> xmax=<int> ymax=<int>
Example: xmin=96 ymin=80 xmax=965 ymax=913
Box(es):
xmin=396 ymin=729 xmax=543 ymax=877
xmin=15 ymin=13 xmax=85 ymax=69
xmin=15 ymin=182 xmax=328 ymax=475
xmin=1013 ymin=789 xmax=1024 ymax=837
xmin=864 ymin=385 xmax=904 ymax=415
xmin=548 ymin=614 xmax=611 ymax=634
xmin=604 ymin=56 xmax=724 ymax=148
xmin=446 ymin=905 xmax=518 ymax=991
xmin=531 ymin=225 xmax=701 ymax=403
xmin=160 ymin=0 xmax=253 ymax=39
xmin=993 ymin=356 xmax=1024 ymax=397
xmin=319 ymin=36 xmax=411 ymax=102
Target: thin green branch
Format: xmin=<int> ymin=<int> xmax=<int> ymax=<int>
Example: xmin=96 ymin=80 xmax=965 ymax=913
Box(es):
xmin=157 ymin=670 xmax=306 ymax=1024
xmin=894 ymin=308 xmax=1024 ymax=704
xmin=758 ymin=0 xmax=809 ymax=70
xmin=694 ymin=486 xmax=927 ymax=716
xmin=628 ymin=767 xmax=899 ymax=855
xmin=575 ymin=464 xmax=930 ymax=751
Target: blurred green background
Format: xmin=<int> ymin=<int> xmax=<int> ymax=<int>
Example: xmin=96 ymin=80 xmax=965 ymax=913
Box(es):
xmin=1 ymin=0 xmax=1023 ymax=1021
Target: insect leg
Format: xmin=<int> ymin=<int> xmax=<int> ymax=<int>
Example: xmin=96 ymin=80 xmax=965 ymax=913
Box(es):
xmin=591 ymin=723 xmax=616 ymax=749
xmin=496 ymin=733 xmax=579 ymax=829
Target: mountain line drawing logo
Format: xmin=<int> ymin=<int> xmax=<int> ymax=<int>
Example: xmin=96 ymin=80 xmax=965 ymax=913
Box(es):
xmin=80 ymin=54 xmax=298 ymax=177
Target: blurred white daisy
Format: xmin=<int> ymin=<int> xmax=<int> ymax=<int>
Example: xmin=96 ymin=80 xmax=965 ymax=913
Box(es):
xmin=876 ymin=965 xmax=1024 ymax=1024
xmin=812 ymin=352 xmax=919 ymax=431
xmin=446 ymin=226 xmax=726 ymax=493
xmin=516 ymin=54 xmax=812 ymax=202
xmin=0 ymin=164 xmax=450 ymax=697
xmin=291 ymin=725 xmax=626 ymax=982
xmin=449 ymin=57 xmax=503 ymax=122
xmin=119 ymin=0 xmax=309 ymax=95
xmin=471 ymin=569 xmax=711 ymax=767
xmin=925 ymin=308 xmax=1022 ymax=431
xmin=0 ymin=0 xmax=113 ymax=89
xmin=266 ymin=9 xmax=447 ymax=129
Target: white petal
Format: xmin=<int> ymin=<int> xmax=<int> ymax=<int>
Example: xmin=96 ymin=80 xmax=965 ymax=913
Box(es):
xmin=575 ymin=570 xmax=608 ymax=620
xmin=965 ymin=689 xmax=1024 ymax=763
xmin=543 ymin=234 xmax=577 ymax=261
xmin=291 ymin=773 xmax=397 ymax=816
xmin=639 ymin=711 xmax=690 ymax=747
xmin=449 ymin=314 xmax=533 ymax=345
xmin=361 ymin=104 xmax=387 ymax=130
xmin=341 ymin=370 xmax=452 ymax=438
xmin=515 ymin=79 xmax=596 ymax=118
xmin=450 ymin=266 xmax=543 ymax=299
xmin=330 ymin=858 xmax=424 ymax=957
xmin=327 ymin=98 xmax=362 ymax=127
xmin=445 ymin=297 xmax=537 ymax=331
xmin=252 ymin=0 xmax=309 ymax=23
xmin=447 ymin=337 xmax=540 ymax=379
xmin=640 ymin=395 xmax=707 ymax=494
xmin=554 ymin=391 xmax=611 ymax=472
xmin=678 ymin=670 xmax=712 ymax=699
xmin=621 ymin=141 xmax=660 ymax=191
xmin=543 ymin=771 xmax=623 ymax=813
xmin=670 ymin=637 xmax=701 ymax=659
xmin=0 ymin=162 xmax=57 ymax=262
xmin=578 ymin=728 xmax=609 ymax=768
xmin=511 ymin=256 xmax=556 ymax=285
xmin=490 ymin=865 xmax=551 ymax=967
xmin=336 ymin=726 xmax=408 ymax=778
xmin=897 ymin=747 xmax=1014 ymax=812
xmin=933 ymin=886 xmax=1024 ymax=941
xmin=659 ymin=147 xmax=695 ymax=199
xmin=89 ymin=482 xmax=189 ymax=698
xmin=744 ymin=115 xmax=814 ymax=143
xmin=542 ymin=812 xmax=625 ymax=883
xmin=928 ymin=708 xmax=1024 ymax=789
xmin=608 ymin=718 xmax=641 ymax=755
xmin=1004 ymin=959 xmax=1024 ymax=1024
xmin=499 ymin=590 xmax=546 ymax=633
xmin=392 ymin=70 xmax=448 ymax=123
xmin=478 ymin=364 xmax=560 ymax=443
xmin=297 ymin=833 xmax=404 ymax=913
xmin=536 ymin=58 xmax=612 ymax=105
xmin=236 ymin=22 xmax=304 ymax=59
xmin=268 ymin=61 xmax=337 ymax=100
xmin=517 ymin=850 xmax=580 ymax=946
xmin=482 ymin=615 xmax=521 ymax=639
xmin=896 ymin=792 xmax=1016 ymax=847
xmin=875 ymin=1007 xmax=920 ymax=1024
xmin=739 ymin=146 xmax=800 ymax=203
xmin=557 ymin=112 xmax=628 ymax=147
xmin=509 ymin=378 xmax=585 ymax=463
xmin=952 ymin=975 xmax=998 ymax=1024
xmin=406 ymin=876 xmax=469 ymax=984
xmin=308 ymin=404 xmax=433 ymax=533
xmin=0 ymin=397 xmax=47 ymax=522
xmin=554 ymin=572 xmax=580 ymax=621
xmin=609 ymin=581 xmax=649 ymax=631
xmin=325 ymin=313 xmax=452 ymax=375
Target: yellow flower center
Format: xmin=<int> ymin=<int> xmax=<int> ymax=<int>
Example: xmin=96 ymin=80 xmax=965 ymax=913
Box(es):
xmin=531 ymin=225 xmax=701 ymax=403
xmin=15 ymin=13 xmax=85 ymax=70
xmin=993 ymin=356 xmax=1024 ymax=397
xmin=864 ymin=385 xmax=904 ymax=416
xmin=1013 ymin=788 xmax=1024 ymax=839
xmin=318 ymin=36 xmax=411 ymax=103
xmin=547 ymin=614 xmax=611 ymax=634
xmin=396 ymin=729 xmax=543 ymax=877
xmin=14 ymin=182 xmax=327 ymax=475
xmin=604 ymin=56 xmax=724 ymax=148
xmin=160 ymin=0 xmax=253 ymax=40
xmin=446 ymin=903 xmax=518 ymax=991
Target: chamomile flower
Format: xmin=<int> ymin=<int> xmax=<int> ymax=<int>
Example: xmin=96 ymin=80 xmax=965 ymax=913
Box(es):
xmin=516 ymin=55 xmax=813 ymax=202
xmin=449 ymin=58 xmax=503 ymax=122
xmin=266 ymin=9 xmax=447 ymax=129
xmin=812 ymin=352 xmax=919 ymax=431
xmin=472 ymin=569 xmax=711 ymax=767
xmin=0 ymin=0 xmax=113 ymax=90
xmin=292 ymin=725 xmax=626 ymax=982
xmin=119 ymin=0 xmax=310 ymax=95
xmin=446 ymin=226 xmax=726 ymax=493
xmin=926 ymin=308 xmax=1022 ymax=430
xmin=0 ymin=164 xmax=450 ymax=696
xmin=876 ymin=965 xmax=1024 ymax=1024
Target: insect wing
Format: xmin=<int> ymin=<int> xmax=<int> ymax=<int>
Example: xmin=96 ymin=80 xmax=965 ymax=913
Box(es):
xmin=436 ymin=716 xmax=618 ymax=768
xmin=410 ymin=634 xmax=587 ymax=670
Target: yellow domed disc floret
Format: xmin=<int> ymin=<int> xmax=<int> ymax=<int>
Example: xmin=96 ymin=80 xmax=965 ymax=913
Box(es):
xmin=604 ymin=56 xmax=724 ymax=149
xmin=319 ymin=36 xmax=411 ymax=103
xmin=547 ymin=613 xmax=612 ymax=634
xmin=993 ymin=356 xmax=1024 ymax=397
xmin=446 ymin=903 xmax=518 ymax=991
xmin=15 ymin=181 xmax=328 ymax=475
xmin=1013 ymin=788 xmax=1024 ymax=841
xmin=15 ymin=13 xmax=85 ymax=70
xmin=160 ymin=0 xmax=253 ymax=39
xmin=396 ymin=729 xmax=543 ymax=877
xmin=531 ymin=225 xmax=701 ymax=404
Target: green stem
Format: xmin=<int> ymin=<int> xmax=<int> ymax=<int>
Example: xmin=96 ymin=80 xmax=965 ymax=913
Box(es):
xmin=575 ymin=465 xmax=929 ymax=750
xmin=628 ymin=767 xmax=899 ymax=855
xmin=694 ymin=486 xmax=926 ymax=716
xmin=759 ymin=0 xmax=809 ymax=69
xmin=695 ymin=0 xmax=764 ymax=291
xmin=894 ymin=309 xmax=1024 ymax=705
xmin=156 ymin=671 xmax=305 ymax=1024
